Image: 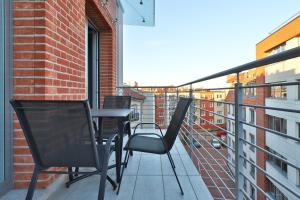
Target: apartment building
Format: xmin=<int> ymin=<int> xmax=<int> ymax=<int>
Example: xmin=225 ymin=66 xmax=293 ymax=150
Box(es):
xmin=193 ymin=90 xmax=226 ymax=134
xmin=256 ymin=13 xmax=300 ymax=200
xmin=122 ymin=87 xmax=145 ymax=127
xmin=226 ymin=67 xmax=266 ymax=200
xmin=155 ymin=93 xmax=166 ymax=127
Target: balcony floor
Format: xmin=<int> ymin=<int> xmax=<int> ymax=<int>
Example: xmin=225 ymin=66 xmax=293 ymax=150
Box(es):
xmin=1 ymin=130 xmax=213 ymax=200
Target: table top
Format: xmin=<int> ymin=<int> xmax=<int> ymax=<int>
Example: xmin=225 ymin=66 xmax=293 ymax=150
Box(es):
xmin=91 ymin=108 xmax=132 ymax=118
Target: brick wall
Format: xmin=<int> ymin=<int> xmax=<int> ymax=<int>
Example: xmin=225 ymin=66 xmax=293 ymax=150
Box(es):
xmin=13 ymin=0 xmax=117 ymax=188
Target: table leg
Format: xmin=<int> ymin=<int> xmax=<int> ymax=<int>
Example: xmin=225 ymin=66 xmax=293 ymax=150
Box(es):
xmin=116 ymin=120 xmax=124 ymax=183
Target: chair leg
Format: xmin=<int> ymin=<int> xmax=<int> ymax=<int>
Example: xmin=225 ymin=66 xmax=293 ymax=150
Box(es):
xmin=98 ymin=157 xmax=110 ymax=200
xmin=74 ymin=167 xmax=79 ymax=177
xmin=167 ymin=152 xmax=176 ymax=169
xmin=25 ymin=166 xmax=40 ymax=200
xmin=125 ymin=149 xmax=130 ymax=168
xmin=68 ymin=167 xmax=74 ymax=183
xmin=115 ymin=136 xmax=121 ymax=183
xmin=126 ymin=123 xmax=133 ymax=156
xmin=117 ymin=150 xmax=129 ymax=195
xmin=107 ymin=176 xmax=117 ymax=190
xmin=167 ymin=154 xmax=184 ymax=195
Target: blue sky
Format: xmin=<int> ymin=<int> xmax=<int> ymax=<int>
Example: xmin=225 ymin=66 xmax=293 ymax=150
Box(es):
xmin=123 ymin=0 xmax=300 ymax=86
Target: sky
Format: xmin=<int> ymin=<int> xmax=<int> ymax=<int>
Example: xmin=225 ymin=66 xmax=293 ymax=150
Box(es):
xmin=123 ymin=0 xmax=300 ymax=86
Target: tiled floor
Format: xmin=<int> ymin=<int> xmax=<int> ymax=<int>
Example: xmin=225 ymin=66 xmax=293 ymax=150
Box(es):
xmin=1 ymin=130 xmax=213 ymax=200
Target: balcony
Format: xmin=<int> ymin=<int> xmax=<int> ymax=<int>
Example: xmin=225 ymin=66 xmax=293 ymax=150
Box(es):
xmin=2 ymin=47 xmax=300 ymax=200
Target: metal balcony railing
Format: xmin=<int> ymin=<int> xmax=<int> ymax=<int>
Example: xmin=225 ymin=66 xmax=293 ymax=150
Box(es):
xmin=117 ymin=46 xmax=300 ymax=200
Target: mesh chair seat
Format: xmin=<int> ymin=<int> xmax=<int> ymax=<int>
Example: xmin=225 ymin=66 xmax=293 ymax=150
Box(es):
xmin=124 ymin=135 xmax=167 ymax=154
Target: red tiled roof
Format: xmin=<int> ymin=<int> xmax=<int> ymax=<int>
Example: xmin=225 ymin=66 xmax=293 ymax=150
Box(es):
xmin=123 ymin=88 xmax=145 ymax=101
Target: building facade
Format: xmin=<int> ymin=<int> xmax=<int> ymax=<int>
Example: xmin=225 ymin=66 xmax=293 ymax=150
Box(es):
xmin=256 ymin=13 xmax=300 ymax=200
xmin=226 ymin=68 xmax=266 ymax=200
xmin=194 ymin=90 xmax=226 ymax=132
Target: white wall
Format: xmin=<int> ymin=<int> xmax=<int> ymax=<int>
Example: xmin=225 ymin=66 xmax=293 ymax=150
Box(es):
xmin=265 ymin=36 xmax=300 ymax=199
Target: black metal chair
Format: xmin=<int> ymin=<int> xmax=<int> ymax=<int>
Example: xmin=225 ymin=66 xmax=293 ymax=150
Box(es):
xmin=73 ymin=96 xmax=132 ymax=184
xmin=118 ymin=97 xmax=192 ymax=195
xmin=10 ymin=100 xmax=117 ymax=200
xmin=102 ymin=96 xmax=132 ymax=141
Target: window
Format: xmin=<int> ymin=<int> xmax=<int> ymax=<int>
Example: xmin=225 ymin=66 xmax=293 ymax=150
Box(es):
xmin=250 ymin=159 xmax=255 ymax=178
xmin=200 ymin=119 xmax=205 ymax=125
xmin=158 ymin=120 xmax=164 ymax=126
xmin=228 ymin=120 xmax=231 ymax=131
xmin=298 ymin=79 xmax=300 ymax=100
xmin=244 ymin=81 xmax=257 ymax=97
xmin=217 ymin=102 xmax=222 ymax=107
xmin=298 ymin=169 xmax=300 ymax=186
xmin=270 ymin=84 xmax=287 ymax=99
xmin=297 ymin=123 xmax=300 ymax=139
xmin=228 ymin=137 xmax=231 ymax=147
xmin=232 ymin=141 xmax=235 ymax=149
xmin=209 ymin=112 xmax=213 ymax=116
xmin=243 ymin=178 xmax=247 ymax=191
xmin=243 ymin=152 xmax=247 ymax=168
xmin=250 ymin=134 xmax=255 ymax=152
xmin=201 ymin=111 xmax=205 ymax=116
xmin=87 ymin=23 xmax=100 ymax=109
xmin=249 ymin=109 xmax=255 ymax=124
xmin=271 ymin=43 xmax=286 ymax=55
xmin=242 ymin=107 xmax=246 ymax=121
xmin=267 ymin=115 xmax=287 ymax=134
xmin=202 ymin=103 xmax=206 ymax=108
xmin=209 ymin=119 xmax=213 ymax=124
xmin=159 ymin=104 xmax=164 ymax=108
xmin=210 ymin=102 xmax=213 ymax=108
xmin=243 ymin=129 xmax=247 ymax=143
xmin=268 ymin=181 xmax=288 ymax=200
xmin=227 ymin=105 xmax=230 ymax=114
xmin=250 ymin=184 xmax=255 ymax=200
xmin=159 ymin=112 xmax=164 ymax=117
xmin=0 ymin=1 xmax=10 ymax=188
xmin=267 ymin=147 xmax=288 ymax=174
xmin=217 ymin=111 xmax=223 ymax=115
xmin=217 ymin=119 xmax=223 ymax=124
xmin=232 ymin=122 xmax=235 ymax=133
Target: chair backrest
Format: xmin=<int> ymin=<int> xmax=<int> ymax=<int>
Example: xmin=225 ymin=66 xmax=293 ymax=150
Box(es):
xmin=103 ymin=96 xmax=131 ymax=109
xmin=10 ymin=100 xmax=100 ymax=169
xmin=163 ymin=98 xmax=192 ymax=152
xmin=102 ymin=96 xmax=131 ymax=132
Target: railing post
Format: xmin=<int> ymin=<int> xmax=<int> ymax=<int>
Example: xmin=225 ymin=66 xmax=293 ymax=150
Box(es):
xmin=234 ymin=73 xmax=243 ymax=200
xmin=176 ymin=87 xmax=179 ymax=103
xmin=188 ymin=84 xmax=194 ymax=154
xmin=164 ymin=89 xmax=168 ymax=127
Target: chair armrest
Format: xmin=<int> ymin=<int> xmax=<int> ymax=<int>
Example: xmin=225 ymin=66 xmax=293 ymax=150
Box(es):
xmin=133 ymin=123 xmax=164 ymax=137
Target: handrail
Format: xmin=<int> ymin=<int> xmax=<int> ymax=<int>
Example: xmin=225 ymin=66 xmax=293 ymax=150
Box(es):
xmin=177 ymin=46 xmax=300 ymax=87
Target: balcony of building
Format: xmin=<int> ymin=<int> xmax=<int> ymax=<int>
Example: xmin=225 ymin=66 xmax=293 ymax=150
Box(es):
xmin=1 ymin=46 xmax=300 ymax=200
